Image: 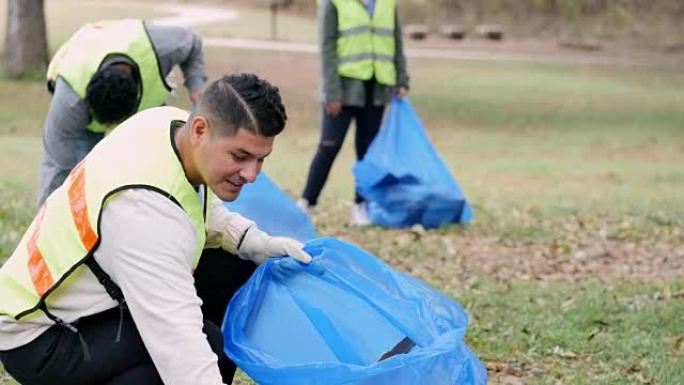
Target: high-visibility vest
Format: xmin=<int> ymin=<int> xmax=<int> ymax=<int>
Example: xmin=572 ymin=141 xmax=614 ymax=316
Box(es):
xmin=330 ymin=0 xmax=397 ymax=86
xmin=46 ymin=19 xmax=171 ymax=133
xmin=0 ymin=107 xmax=207 ymax=321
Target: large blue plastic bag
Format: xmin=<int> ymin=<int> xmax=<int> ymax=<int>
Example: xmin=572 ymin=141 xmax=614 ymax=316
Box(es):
xmin=353 ymin=98 xmax=473 ymax=228
xmin=225 ymin=172 xmax=316 ymax=242
xmin=223 ymin=237 xmax=487 ymax=385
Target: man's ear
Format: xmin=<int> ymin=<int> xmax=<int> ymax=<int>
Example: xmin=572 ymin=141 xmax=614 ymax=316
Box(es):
xmin=189 ymin=115 xmax=208 ymax=145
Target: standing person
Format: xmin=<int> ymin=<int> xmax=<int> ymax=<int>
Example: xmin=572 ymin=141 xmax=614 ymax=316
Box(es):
xmin=38 ymin=19 xmax=207 ymax=205
xmin=298 ymin=0 xmax=409 ymax=225
xmin=0 ymin=73 xmax=312 ymax=385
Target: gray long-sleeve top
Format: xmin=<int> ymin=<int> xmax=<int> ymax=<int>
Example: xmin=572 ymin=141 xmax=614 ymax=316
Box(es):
xmin=319 ymin=0 xmax=410 ymax=106
xmin=37 ymin=23 xmax=206 ymax=205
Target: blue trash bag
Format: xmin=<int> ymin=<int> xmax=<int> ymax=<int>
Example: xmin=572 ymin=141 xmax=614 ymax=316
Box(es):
xmin=353 ymin=98 xmax=473 ymax=228
xmin=223 ymin=237 xmax=487 ymax=385
xmin=225 ymin=172 xmax=316 ymax=243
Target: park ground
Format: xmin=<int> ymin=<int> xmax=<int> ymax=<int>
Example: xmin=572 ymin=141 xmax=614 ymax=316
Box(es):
xmin=1 ymin=1 xmax=683 ymax=384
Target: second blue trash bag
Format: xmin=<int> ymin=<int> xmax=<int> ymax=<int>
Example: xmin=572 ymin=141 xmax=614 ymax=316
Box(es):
xmin=223 ymin=237 xmax=487 ymax=385
xmin=353 ymin=98 xmax=473 ymax=228
xmin=225 ymin=172 xmax=316 ymax=242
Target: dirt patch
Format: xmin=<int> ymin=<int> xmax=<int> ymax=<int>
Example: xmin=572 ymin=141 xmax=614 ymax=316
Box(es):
xmin=313 ymin=202 xmax=684 ymax=290
xmin=486 ymin=360 xmax=546 ymax=385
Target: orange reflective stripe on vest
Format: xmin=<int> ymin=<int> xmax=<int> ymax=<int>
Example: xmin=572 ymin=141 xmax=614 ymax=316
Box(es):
xmin=68 ymin=162 xmax=98 ymax=250
xmin=27 ymin=162 xmax=98 ymax=297
xmin=27 ymin=205 xmax=53 ymax=296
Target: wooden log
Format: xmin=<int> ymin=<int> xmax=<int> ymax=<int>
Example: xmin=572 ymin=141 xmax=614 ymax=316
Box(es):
xmin=405 ymin=24 xmax=429 ymax=40
xmin=440 ymin=24 xmax=465 ymax=40
xmin=475 ymin=24 xmax=504 ymax=41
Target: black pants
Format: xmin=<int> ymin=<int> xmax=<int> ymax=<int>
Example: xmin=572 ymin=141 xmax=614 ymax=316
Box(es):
xmin=0 ymin=249 xmax=257 ymax=385
xmin=301 ymin=104 xmax=385 ymax=206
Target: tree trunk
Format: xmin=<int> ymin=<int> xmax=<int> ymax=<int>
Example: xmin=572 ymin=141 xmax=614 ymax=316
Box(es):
xmin=4 ymin=0 xmax=48 ymax=78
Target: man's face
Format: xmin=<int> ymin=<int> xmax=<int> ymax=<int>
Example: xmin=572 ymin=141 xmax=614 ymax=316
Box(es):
xmin=194 ymin=119 xmax=274 ymax=202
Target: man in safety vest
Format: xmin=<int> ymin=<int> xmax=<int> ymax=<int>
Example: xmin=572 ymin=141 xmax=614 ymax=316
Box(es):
xmin=38 ymin=19 xmax=208 ymax=206
xmin=298 ymin=0 xmax=409 ymax=225
xmin=0 ymin=73 xmax=312 ymax=385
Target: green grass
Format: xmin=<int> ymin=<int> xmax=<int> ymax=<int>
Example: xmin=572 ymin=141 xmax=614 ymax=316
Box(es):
xmin=0 ymin=81 xmax=50 ymax=135
xmin=0 ymin=133 xmax=40 ymax=259
xmin=3 ymin=275 xmax=679 ymax=385
xmin=255 ymin=55 xmax=684 ymax=229
xmin=462 ymin=279 xmax=684 ymax=384
xmin=411 ymin=60 xmax=684 ymax=132
xmin=224 ymin=280 xmax=684 ymax=385
xmin=1 ymin=49 xmax=683 ymax=384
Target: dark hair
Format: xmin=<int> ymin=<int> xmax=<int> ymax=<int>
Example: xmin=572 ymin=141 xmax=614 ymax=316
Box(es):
xmin=85 ymin=66 xmax=138 ymax=125
xmin=197 ymin=73 xmax=287 ymax=137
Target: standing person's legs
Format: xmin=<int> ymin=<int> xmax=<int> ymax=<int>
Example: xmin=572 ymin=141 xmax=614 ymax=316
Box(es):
xmin=353 ymin=105 xmax=385 ymax=203
xmin=193 ymin=248 xmax=258 ymax=380
xmin=301 ymin=106 xmax=355 ymax=206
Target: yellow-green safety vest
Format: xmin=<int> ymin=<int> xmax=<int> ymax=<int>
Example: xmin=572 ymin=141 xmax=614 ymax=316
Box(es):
xmin=47 ymin=19 xmax=172 ymax=133
xmin=0 ymin=106 xmax=207 ymax=321
xmin=330 ymin=0 xmax=397 ymax=86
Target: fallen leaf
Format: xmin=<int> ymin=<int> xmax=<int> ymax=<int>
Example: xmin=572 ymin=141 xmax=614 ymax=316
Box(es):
xmin=551 ymin=345 xmax=577 ymax=359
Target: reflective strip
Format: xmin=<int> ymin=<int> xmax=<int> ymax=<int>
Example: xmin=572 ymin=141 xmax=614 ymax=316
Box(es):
xmin=27 ymin=205 xmax=54 ymax=296
xmin=339 ymin=53 xmax=394 ymax=64
xmin=339 ymin=25 xmax=371 ymax=37
xmin=68 ymin=162 xmax=98 ymax=250
xmin=372 ymin=27 xmax=394 ymax=37
xmin=339 ymin=26 xmax=393 ymax=38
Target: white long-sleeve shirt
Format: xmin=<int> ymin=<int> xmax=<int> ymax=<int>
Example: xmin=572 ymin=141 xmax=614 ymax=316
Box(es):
xmin=0 ymin=188 xmax=256 ymax=385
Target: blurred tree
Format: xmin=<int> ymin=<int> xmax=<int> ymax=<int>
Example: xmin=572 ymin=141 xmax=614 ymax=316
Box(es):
xmin=4 ymin=0 xmax=48 ymax=78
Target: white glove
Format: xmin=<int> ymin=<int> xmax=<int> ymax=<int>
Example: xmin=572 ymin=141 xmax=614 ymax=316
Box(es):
xmin=238 ymin=226 xmax=313 ymax=265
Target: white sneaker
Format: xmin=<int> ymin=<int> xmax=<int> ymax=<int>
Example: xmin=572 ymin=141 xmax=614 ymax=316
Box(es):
xmin=296 ymin=198 xmax=314 ymax=216
xmin=350 ymin=202 xmax=371 ymax=227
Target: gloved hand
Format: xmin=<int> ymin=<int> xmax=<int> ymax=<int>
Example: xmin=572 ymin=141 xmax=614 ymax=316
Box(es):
xmin=238 ymin=226 xmax=313 ymax=265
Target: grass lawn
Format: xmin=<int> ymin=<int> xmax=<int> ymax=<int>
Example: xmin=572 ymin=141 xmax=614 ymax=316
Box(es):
xmin=1 ymin=1 xmax=683 ymax=384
